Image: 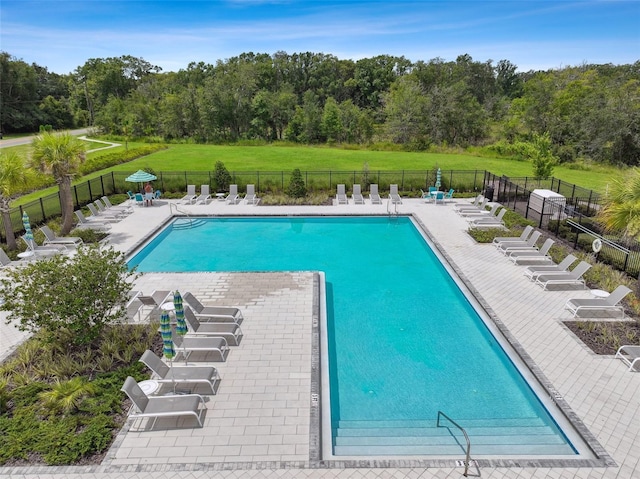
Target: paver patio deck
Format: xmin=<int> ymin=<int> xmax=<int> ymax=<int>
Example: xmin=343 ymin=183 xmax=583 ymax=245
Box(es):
xmin=1 ymin=197 xmax=638 ymax=479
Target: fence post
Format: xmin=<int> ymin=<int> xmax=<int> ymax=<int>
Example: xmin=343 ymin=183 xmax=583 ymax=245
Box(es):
xmin=40 ymin=198 xmax=45 ymax=221
xmin=257 ymin=171 xmax=260 ymax=192
xmin=281 ymin=171 xmax=284 ymax=191
xmin=111 ymin=171 xmax=116 ymax=193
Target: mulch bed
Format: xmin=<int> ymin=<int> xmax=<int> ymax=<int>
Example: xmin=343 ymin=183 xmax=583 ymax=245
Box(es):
xmin=564 ymin=320 xmax=640 ymax=355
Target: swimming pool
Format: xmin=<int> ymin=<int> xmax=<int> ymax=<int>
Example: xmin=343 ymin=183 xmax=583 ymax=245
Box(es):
xmin=129 ymin=216 xmax=582 ymax=457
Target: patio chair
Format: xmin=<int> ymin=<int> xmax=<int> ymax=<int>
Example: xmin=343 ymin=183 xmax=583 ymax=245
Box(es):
xmin=523 ymin=254 xmax=578 ymax=281
xmin=460 ymin=202 xmax=499 ymax=217
xmin=565 ymin=285 xmax=632 ymax=319
xmin=195 ymin=185 xmax=211 ymax=204
xmin=493 ymin=226 xmax=534 ymax=245
xmin=155 ymin=190 xmax=162 ymax=199
xmin=369 ymin=184 xmax=382 ymax=204
xmin=74 ymin=210 xmax=112 ymax=231
xmin=389 ymin=184 xmax=402 ymax=204
xmin=0 ymin=248 xmax=24 ymax=267
xmin=181 ymin=185 xmax=197 ymax=204
xmin=614 ymin=345 xmax=640 ymax=371
xmin=184 ymin=308 xmax=244 ymax=346
xmin=120 ymin=376 xmax=206 ymax=428
xmin=352 ymin=184 xmax=364 ymax=204
xmin=244 ymin=184 xmax=260 ymax=205
xmin=454 ymin=194 xmax=482 ymax=209
xmin=40 ymin=225 xmax=83 ymax=247
xmin=432 ymin=190 xmax=446 ymax=205
xmin=139 ymin=350 xmax=221 ymax=394
xmin=100 ymin=196 xmax=133 ymax=214
xmin=133 ymin=193 xmax=144 ymax=207
xmin=172 ymin=333 xmax=230 ymax=362
xmin=534 ymin=261 xmax=591 ymax=290
xmin=21 ymin=236 xmax=66 ymax=256
xmin=443 ymin=189 xmax=455 ymax=202
xmin=94 ymin=199 xmax=129 ymax=218
xmin=507 ymin=238 xmax=554 ymax=264
xmin=183 ymin=292 xmax=244 ymax=324
xmin=87 ymin=203 xmax=121 ymax=222
xmin=456 ymin=197 xmax=488 ymax=213
xmin=336 ymin=184 xmax=348 ymax=205
xmin=225 ymin=184 xmax=239 ymax=204
xmin=496 ymin=231 xmax=542 ymax=255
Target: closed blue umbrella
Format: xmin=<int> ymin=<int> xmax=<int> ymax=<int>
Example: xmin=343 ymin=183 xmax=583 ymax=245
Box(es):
xmin=159 ymin=310 xmax=176 ymax=391
xmin=435 ymin=168 xmax=442 ymax=189
xmin=22 ymin=212 xmax=33 ymax=242
xmin=174 ymin=291 xmax=188 ymax=337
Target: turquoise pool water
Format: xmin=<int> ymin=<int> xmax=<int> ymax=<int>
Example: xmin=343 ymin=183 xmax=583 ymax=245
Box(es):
xmin=129 ymin=216 xmax=576 ymax=456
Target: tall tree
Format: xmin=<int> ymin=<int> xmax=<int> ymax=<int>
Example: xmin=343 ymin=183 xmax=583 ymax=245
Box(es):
xmin=31 ymin=131 xmax=86 ymax=234
xmin=0 ymin=151 xmax=31 ymax=250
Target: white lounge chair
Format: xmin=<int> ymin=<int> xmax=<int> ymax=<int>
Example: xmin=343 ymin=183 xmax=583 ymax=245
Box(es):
xmin=183 ymin=292 xmax=244 ymax=324
xmin=454 ymin=194 xmax=482 ymax=209
xmin=225 ymin=184 xmax=239 ymax=204
xmin=496 ymin=231 xmax=542 ymax=255
xmin=121 ymin=376 xmax=206 ymax=428
xmin=523 ymin=254 xmax=578 ymax=281
xmin=0 ymin=248 xmax=25 ymax=267
xmin=181 ymin=185 xmax=197 ymax=204
xmin=196 ymin=185 xmax=211 ymax=204
xmin=184 ymin=308 xmax=244 ymax=346
xmin=507 ymin=238 xmax=555 ymax=264
xmin=172 ymin=333 xmax=230 ymax=362
xmin=40 ymin=225 xmax=83 ymax=247
xmin=139 ymin=350 xmax=221 ymax=394
xmin=470 ymin=208 xmax=507 ymax=226
xmin=94 ymin=199 xmax=129 ymax=218
xmin=74 ymin=210 xmax=112 ymax=231
xmin=101 ymin=196 xmax=133 ymax=214
xmin=460 ymin=201 xmax=498 ymax=217
xmin=352 ymin=184 xmax=364 ymax=204
xmin=86 ymin=203 xmax=121 ymax=222
xmin=244 ymin=184 xmax=260 ymax=205
xmin=493 ymin=225 xmax=534 ymax=245
xmin=389 ymin=184 xmax=402 ymax=204
xmin=369 ymin=184 xmax=382 ymax=204
xmin=535 ymin=261 xmax=591 ymax=290
xmin=615 ymin=345 xmax=640 ymax=371
xmin=21 ymin=236 xmax=66 ymax=256
xmin=456 ymin=198 xmax=489 ymax=214
xmin=565 ymin=285 xmax=632 ymax=318
xmin=336 ymin=184 xmax=348 ymax=205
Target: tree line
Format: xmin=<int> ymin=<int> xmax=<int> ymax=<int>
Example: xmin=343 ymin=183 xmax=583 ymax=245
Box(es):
xmin=1 ymin=51 xmax=639 ymax=165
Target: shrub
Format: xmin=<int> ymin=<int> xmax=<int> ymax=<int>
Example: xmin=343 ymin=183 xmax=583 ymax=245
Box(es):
xmin=287 ymin=168 xmax=307 ymax=198
xmin=213 ymin=161 xmax=231 ymax=192
xmin=79 ymin=145 xmax=167 ymax=175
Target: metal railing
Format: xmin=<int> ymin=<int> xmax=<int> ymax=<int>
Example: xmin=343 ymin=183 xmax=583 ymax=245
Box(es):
xmin=437 ymin=410 xmax=472 ymax=476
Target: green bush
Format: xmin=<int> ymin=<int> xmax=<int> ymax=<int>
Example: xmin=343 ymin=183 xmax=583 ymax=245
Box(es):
xmin=287 ymin=168 xmax=307 ymax=198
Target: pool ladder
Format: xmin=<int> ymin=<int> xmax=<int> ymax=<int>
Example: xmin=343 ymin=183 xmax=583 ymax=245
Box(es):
xmin=169 ymin=203 xmax=194 ymax=229
xmin=437 ymin=411 xmax=473 ymax=476
xmin=386 ymin=197 xmax=399 ymax=218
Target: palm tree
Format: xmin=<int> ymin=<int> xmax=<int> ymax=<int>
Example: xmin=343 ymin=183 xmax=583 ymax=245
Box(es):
xmin=597 ymin=168 xmax=640 ymax=239
xmin=31 ymin=131 xmax=86 ymax=235
xmin=0 ymin=151 xmax=31 ymax=250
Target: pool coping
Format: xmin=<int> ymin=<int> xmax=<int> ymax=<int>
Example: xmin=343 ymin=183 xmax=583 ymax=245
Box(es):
xmin=0 ymin=211 xmax=616 ymax=477
xmin=129 ymin=213 xmax=616 ymax=470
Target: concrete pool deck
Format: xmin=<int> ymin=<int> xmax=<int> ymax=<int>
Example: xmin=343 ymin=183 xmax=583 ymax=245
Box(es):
xmin=1 ymin=198 xmax=639 ymax=479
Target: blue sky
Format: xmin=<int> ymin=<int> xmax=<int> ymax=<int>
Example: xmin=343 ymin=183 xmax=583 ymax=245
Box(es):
xmin=1 ymin=0 xmax=639 ymax=74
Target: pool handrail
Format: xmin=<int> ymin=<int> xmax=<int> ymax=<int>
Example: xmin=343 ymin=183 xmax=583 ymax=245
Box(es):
xmin=437 ymin=410 xmax=472 ymax=476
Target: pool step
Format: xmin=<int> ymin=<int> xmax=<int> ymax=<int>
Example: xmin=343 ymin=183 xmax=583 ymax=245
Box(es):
xmin=332 ymin=418 xmax=576 ymax=456
xmin=171 ymin=218 xmax=207 ymax=230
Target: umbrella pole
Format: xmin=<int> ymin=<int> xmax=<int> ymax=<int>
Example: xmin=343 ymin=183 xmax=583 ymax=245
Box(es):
xmin=170 ymin=357 xmax=176 ymax=394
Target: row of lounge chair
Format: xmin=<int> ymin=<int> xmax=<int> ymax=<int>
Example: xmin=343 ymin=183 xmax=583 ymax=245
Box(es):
xmin=335 ymin=184 xmax=403 ymax=205
xmin=456 ymin=196 xmax=507 ymax=228
xmin=121 ymin=292 xmax=247 ymax=428
xmin=181 ymin=184 xmax=260 ymax=205
xmin=492 ymin=226 xmax=638 ymax=371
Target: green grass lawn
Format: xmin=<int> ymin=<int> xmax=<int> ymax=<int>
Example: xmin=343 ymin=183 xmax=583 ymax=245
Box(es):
xmin=102 ymin=144 xmax=617 ymax=192
xmin=7 ymin=142 xmax=621 ymax=206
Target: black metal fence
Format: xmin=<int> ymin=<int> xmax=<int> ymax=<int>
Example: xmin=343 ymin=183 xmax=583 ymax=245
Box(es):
xmin=6 ymin=168 xmax=640 ymax=277
xmin=1 ymin=169 xmax=489 ymax=242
